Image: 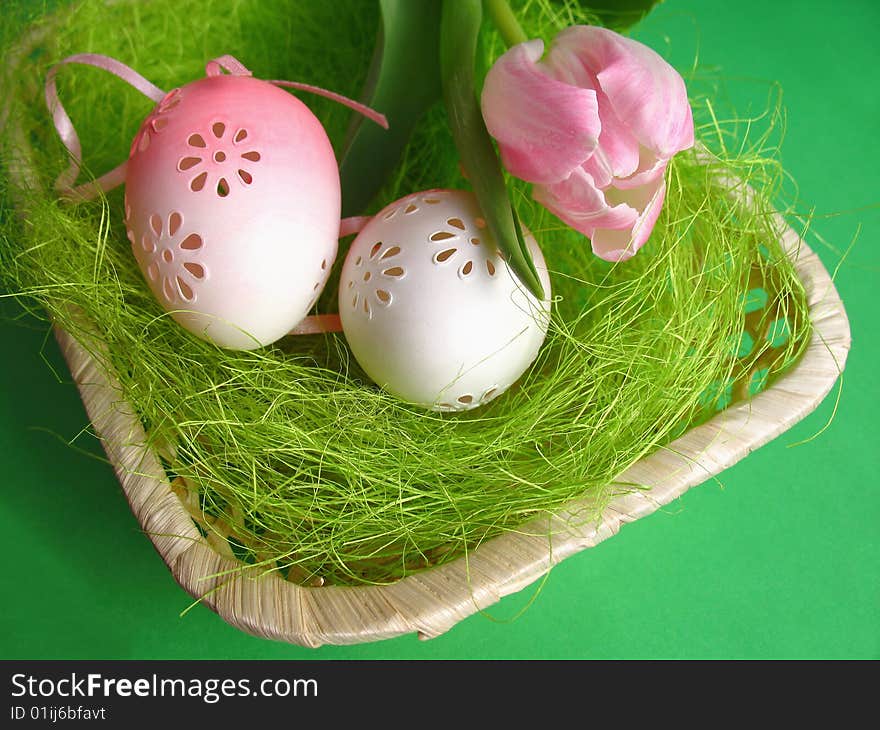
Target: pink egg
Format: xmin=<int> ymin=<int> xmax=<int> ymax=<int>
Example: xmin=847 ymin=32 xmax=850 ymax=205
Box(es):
xmin=124 ymin=72 xmax=340 ymax=350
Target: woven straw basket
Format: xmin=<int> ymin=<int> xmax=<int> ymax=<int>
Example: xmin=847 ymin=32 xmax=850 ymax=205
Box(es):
xmin=52 ymin=231 xmax=850 ymax=647
xmin=3 ymin=7 xmax=851 ymax=648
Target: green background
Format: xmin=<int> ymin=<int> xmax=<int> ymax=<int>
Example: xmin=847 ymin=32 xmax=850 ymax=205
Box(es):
xmin=1 ymin=0 xmax=877 ymax=659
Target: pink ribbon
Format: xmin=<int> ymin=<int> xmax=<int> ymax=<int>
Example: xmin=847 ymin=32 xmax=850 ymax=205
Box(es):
xmin=268 ymin=80 xmax=388 ymax=130
xmin=45 ymin=53 xmax=165 ymax=202
xmin=206 ymin=54 xmax=389 ymax=131
xmin=204 ymin=55 xmax=253 ymax=77
xmin=289 ymin=314 xmax=343 ymax=335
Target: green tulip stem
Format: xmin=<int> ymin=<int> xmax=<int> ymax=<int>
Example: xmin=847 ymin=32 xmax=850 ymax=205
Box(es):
xmin=484 ymin=0 xmax=528 ymax=47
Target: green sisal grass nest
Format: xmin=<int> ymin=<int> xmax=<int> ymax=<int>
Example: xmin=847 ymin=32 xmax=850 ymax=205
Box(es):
xmin=0 ymin=0 xmax=810 ymax=586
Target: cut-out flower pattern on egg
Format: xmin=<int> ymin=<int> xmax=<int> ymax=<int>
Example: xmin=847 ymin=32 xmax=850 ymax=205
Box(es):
xmin=130 ymin=87 xmax=182 ymax=156
xmin=379 ymin=193 xmax=444 ymax=223
xmin=428 ymin=214 xmax=499 ymax=279
xmin=347 ymin=241 xmax=405 ymax=319
xmin=306 ymin=256 xmax=330 ymax=311
xmin=437 ymin=383 xmax=506 ymax=412
xmin=177 ymin=122 xmax=261 ymax=197
xmin=127 ymin=210 xmax=206 ymax=305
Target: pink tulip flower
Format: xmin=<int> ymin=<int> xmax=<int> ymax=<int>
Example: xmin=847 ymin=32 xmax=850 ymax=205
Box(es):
xmin=481 ymin=26 xmax=694 ymax=261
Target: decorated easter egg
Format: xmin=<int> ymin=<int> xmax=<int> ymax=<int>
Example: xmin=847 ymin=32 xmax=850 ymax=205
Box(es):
xmin=339 ymin=189 xmax=552 ymax=411
xmin=124 ymin=71 xmax=340 ymax=350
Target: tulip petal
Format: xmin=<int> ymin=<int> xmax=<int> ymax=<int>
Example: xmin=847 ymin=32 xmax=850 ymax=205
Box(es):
xmin=594 ymin=89 xmax=641 ymax=178
xmin=552 ymin=26 xmax=694 ymax=158
xmin=576 ymin=90 xmax=642 ymax=188
xmin=613 ymin=145 xmax=666 ymax=189
xmin=534 ymin=167 xmax=638 ymax=233
xmin=579 ymin=152 xmax=614 ymax=190
xmin=481 ymin=39 xmax=601 ymax=184
xmin=589 ymin=175 xmax=666 ymax=261
xmin=546 ymin=48 xmax=642 ymax=187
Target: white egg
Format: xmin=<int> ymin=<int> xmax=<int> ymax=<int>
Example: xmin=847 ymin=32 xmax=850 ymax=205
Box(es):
xmin=339 ymin=189 xmax=551 ymax=411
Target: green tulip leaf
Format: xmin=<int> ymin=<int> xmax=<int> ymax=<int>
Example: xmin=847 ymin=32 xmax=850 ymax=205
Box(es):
xmin=582 ymin=0 xmax=664 ymax=31
xmin=440 ymin=0 xmax=545 ymax=300
xmin=338 ymin=0 xmax=442 ymax=217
